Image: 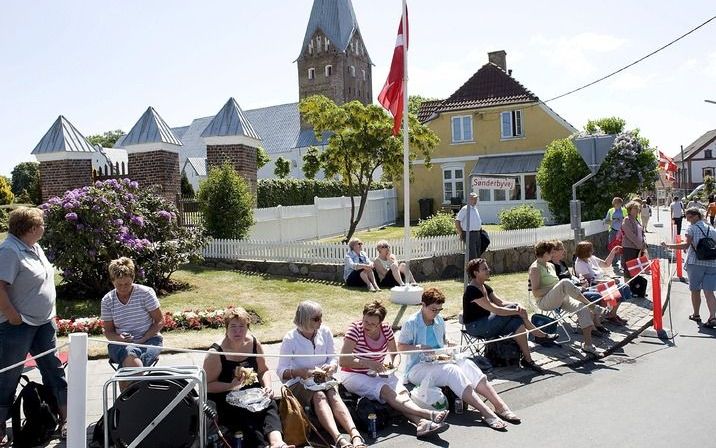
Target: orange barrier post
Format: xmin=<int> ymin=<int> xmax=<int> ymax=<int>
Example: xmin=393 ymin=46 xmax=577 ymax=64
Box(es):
xmin=675 ymin=235 xmax=683 ymax=278
xmin=651 ymin=259 xmax=663 ymax=331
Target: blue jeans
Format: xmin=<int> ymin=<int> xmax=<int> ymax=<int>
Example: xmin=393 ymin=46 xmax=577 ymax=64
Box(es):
xmin=0 ymin=321 xmax=67 ymax=422
xmin=584 ymin=283 xmax=632 ymax=304
xmin=465 ymin=314 xmax=523 ymax=339
xmin=108 ymin=335 xmax=163 ymax=366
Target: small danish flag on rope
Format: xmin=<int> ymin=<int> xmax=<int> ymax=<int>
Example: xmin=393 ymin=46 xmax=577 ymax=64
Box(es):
xmin=596 ymin=280 xmax=622 ymax=308
xmin=625 ymin=256 xmax=652 ymax=277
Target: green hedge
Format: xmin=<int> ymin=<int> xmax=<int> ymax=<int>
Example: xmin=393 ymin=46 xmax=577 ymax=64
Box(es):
xmin=415 ymin=211 xmax=456 ymax=237
xmin=0 ymin=208 xmax=7 ymax=232
xmin=498 ymin=205 xmax=544 ymax=230
xmin=257 ymin=179 xmax=393 ymax=208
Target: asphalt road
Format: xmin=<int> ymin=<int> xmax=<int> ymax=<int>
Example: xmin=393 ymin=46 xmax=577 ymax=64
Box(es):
xmin=372 ymin=278 xmax=716 ymax=448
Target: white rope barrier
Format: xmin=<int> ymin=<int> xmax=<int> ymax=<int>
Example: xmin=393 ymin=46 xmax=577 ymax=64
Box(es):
xmin=0 ymin=342 xmax=70 ymax=374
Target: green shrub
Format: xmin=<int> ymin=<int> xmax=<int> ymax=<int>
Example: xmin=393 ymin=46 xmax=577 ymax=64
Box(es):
xmin=41 ymin=179 xmax=207 ymax=297
xmin=257 ymin=179 xmax=393 ymax=208
xmin=415 ymin=211 xmax=456 ymax=237
xmin=198 ymin=163 xmax=255 ymax=239
xmin=0 ymin=177 xmax=13 ymax=205
xmin=0 ymin=208 xmax=8 ymax=232
xmin=498 ymin=205 xmax=544 ymax=230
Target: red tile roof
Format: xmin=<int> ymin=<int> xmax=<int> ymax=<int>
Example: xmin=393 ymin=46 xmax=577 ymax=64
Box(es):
xmin=417 ymin=63 xmax=539 ymax=122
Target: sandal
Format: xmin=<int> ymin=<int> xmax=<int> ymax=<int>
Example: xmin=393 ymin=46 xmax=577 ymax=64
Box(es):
xmin=335 ymin=434 xmax=352 ymax=448
xmin=351 ymin=434 xmax=368 ymax=448
xmin=431 ymin=409 xmax=449 ymax=424
xmin=483 ymin=415 xmax=508 ymax=431
xmin=703 ymin=318 xmax=716 ymax=329
xmin=689 ymin=314 xmax=702 ymax=323
xmin=495 ymin=409 xmax=522 ymax=424
xmin=416 ymin=420 xmax=449 ymax=437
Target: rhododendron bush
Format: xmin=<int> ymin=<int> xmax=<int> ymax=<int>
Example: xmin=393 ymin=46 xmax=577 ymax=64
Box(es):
xmin=41 ymin=179 xmax=206 ymax=297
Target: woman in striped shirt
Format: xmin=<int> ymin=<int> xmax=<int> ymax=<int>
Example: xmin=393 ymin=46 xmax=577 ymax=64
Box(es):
xmin=339 ymin=301 xmax=449 ymax=438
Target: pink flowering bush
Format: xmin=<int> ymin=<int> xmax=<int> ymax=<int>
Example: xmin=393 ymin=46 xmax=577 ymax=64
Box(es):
xmin=41 ymin=179 xmax=207 ymax=297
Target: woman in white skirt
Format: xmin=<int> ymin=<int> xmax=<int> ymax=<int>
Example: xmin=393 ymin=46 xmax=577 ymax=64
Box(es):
xmin=339 ymin=301 xmax=448 ymax=437
xmin=397 ymin=288 xmax=519 ymax=431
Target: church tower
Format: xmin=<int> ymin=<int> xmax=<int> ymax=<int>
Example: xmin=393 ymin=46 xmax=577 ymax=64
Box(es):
xmin=297 ymin=0 xmax=373 ymax=107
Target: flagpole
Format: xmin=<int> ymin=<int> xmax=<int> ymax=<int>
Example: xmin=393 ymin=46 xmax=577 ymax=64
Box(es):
xmin=401 ymin=0 xmax=411 ymax=283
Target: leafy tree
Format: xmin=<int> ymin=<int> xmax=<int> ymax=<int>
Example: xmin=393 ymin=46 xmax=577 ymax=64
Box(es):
xmin=86 ymin=129 xmax=124 ymax=148
xmin=408 ymin=95 xmax=439 ymax=117
xmin=302 ymin=146 xmax=321 ymax=179
xmin=180 ymin=172 xmax=195 ymax=198
xmin=274 ymin=157 xmax=291 ymax=179
xmin=198 ymin=163 xmax=254 ymax=239
xmin=0 ymin=176 xmax=14 ymax=205
xmin=300 ymin=95 xmax=439 ymax=241
xmin=704 ymin=175 xmax=715 ymax=199
xmin=257 ymin=147 xmax=270 ymax=170
xmin=0 ymin=208 xmax=7 ymax=232
xmin=10 ymin=162 xmax=41 ymax=204
xmin=584 ymin=117 xmax=626 ymax=135
xmin=536 ymin=138 xmax=589 ymax=223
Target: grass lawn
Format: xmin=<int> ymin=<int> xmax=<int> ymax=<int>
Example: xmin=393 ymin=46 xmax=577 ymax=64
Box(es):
xmin=58 ymin=265 xmax=531 ymax=356
xmin=320 ymin=224 xmax=503 ymax=243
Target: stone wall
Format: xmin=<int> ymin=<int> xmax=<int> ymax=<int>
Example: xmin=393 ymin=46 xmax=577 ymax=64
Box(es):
xmin=127 ymin=150 xmax=180 ymax=204
xmin=39 ymin=159 xmax=93 ymax=202
xmin=203 ymin=231 xmax=610 ymax=283
xmin=206 ymin=144 xmax=257 ymax=197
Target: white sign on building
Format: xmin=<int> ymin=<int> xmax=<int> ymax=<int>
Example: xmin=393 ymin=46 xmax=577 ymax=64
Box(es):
xmin=471 ymin=176 xmax=515 ymax=191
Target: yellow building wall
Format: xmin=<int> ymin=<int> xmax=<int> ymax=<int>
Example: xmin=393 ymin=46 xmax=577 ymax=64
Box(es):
xmin=397 ymin=103 xmax=574 ymax=221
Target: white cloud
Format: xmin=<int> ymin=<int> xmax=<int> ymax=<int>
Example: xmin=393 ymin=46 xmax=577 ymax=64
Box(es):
xmin=530 ymin=32 xmax=627 ymax=77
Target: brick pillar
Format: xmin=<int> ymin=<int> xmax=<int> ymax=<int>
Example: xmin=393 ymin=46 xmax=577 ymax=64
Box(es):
xmin=37 ymin=158 xmax=93 ymax=202
xmin=126 ymin=150 xmax=180 ymax=204
xmin=206 ymin=144 xmax=258 ymax=197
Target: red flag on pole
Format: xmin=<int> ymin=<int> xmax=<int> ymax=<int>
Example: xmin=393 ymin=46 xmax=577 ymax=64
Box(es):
xmin=596 ymin=280 xmax=621 ymax=308
xmin=378 ymin=6 xmax=409 ymax=135
xmin=658 ymin=151 xmax=678 ymax=172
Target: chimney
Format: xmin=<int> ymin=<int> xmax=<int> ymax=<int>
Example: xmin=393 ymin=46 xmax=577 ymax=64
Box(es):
xmin=488 ymin=50 xmax=507 ymax=71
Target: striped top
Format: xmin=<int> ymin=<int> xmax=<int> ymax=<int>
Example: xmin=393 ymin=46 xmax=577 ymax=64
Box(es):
xmin=100 ymin=284 xmax=160 ymax=341
xmin=341 ymin=321 xmax=394 ymax=374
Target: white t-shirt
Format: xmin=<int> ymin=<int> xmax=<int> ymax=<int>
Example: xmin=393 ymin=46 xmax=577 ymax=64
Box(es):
xmin=456 ymin=204 xmax=482 ymax=231
xmin=574 ymin=256 xmax=605 ymax=282
xmin=100 ymin=284 xmax=160 ymax=340
xmin=671 ymin=201 xmax=684 ymax=218
xmin=276 ymin=326 xmax=338 ymax=386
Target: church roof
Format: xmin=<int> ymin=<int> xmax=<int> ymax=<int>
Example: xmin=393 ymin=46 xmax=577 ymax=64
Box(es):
xmin=123 ymin=106 xmax=183 ymax=146
xmin=201 ymin=97 xmax=261 ymax=140
xmin=31 ymin=115 xmax=96 ymax=155
xmin=300 ymin=0 xmax=370 ymax=61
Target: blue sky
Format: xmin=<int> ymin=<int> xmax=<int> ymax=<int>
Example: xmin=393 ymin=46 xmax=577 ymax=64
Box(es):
xmin=1 ymin=0 xmax=714 ymax=177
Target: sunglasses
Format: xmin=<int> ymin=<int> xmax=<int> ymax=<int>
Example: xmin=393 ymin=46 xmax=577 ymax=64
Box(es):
xmin=379 ymin=245 xmax=389 ymax=249
xmin=311 ymin=315 xmax=323 ymax=322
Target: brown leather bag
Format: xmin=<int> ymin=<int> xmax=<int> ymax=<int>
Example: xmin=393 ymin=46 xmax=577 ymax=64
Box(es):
xmin=279 ymin=386 xmax=310 ymax=446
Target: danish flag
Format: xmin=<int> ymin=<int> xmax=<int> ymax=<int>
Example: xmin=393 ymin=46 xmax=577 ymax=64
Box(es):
xmin=658 ymin=151 xmax=678 ymax=173
xmin=378 ymin=5 xmax=409 ymax=135
xmin=596 ymin=280 xmax=621 ymax=308
xmin=625 ymin=256 xmax=652 ymax=277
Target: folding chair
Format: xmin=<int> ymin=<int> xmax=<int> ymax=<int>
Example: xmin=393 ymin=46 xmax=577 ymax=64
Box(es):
xmin=109 ymin=355 xmax=159 ymax=371
xmin=459 ymin=312 xmax=485 ymax=357
xmin=527 ymin=279 xmax=573 ymax=344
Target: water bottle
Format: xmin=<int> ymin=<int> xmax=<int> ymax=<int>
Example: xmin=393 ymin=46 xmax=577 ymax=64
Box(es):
xmin=454 ymin=398 xmax=464 ymax=414
xmin=368 ymin=413 xmax=377 ymax=440
xmin=232 ymin=431 xmax=243 ymax=448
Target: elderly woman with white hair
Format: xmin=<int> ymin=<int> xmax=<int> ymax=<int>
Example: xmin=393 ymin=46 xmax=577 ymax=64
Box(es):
xmin=277 ymin=301 xmax=367 ymax=448
xmin=344 ymin=238 xmax=380 ymax=292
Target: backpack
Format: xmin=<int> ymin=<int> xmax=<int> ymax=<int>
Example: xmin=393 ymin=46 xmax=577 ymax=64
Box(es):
xmin=484 ymin=339 xmax=522 ymax=367
xmin=354 ymin=397 xmax=391 ymax=431
xmin=11 ymin=375 xmax=60 ymax=448
xmin=279 ymin=386 xmax=310 ymax=446
xmin=694 ymin=225 xmax=716 ymax=260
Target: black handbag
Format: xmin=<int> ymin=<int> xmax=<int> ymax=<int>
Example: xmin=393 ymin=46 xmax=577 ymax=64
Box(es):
xmin=479 ymin=229 xmax=490 ymax=255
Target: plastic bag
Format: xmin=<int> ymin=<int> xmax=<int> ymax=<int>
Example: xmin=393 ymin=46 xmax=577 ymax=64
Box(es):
xmin=410 ymin=375 xmax=447 ymax=410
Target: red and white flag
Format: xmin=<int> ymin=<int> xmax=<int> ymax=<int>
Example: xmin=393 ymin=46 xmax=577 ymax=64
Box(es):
xmin=378 ymin=5 xmax=409 ymax=135
xmin=658 ymin=151 xmax=678 ymax=173
xmin=596 ymin=280 xmax=621 ymax=308
xmin=626 ymin=256 xmax=652 ymax=277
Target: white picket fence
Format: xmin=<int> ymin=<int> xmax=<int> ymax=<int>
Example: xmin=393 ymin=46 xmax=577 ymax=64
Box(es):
xmin=204 ymin=219 xmax=605 ymax=263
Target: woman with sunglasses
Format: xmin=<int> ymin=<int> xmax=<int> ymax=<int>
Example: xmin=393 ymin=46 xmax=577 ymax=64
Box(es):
xmin=344 ymin=238 xmax=380 ymax=292
xmin=463 ymin=259 xmax=558 ymax=373
xmin=373 ymin=240 xmax=412 ymax=288
xmin=398 ymin=288 xmax=519 ymax=431
xmin=277 ymin=301 xmax=367 ymax=448
xmin=339 ymin=300 xmax=449 ymax=438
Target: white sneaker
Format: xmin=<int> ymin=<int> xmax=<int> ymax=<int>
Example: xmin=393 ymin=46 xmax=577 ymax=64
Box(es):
xmin=581 ymin=343 xmax=603 ymax=356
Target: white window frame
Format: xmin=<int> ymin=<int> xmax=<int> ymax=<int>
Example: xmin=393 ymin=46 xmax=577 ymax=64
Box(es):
xmin=441 ymin=163 xmax=465 ymax=204
xmin=349 ymin=65 xmax=356 ymax=77
xmin=500 ymin=110 xmax=523 ymax=139
xmin=316 ymin=36 xmax=321 ymax=53
xmin=325 ymin=65 xmax=332 ymax=77
xmin=324 ymin=37 xmax=330 ymax=52
xmin=478 ymin=173 xmax=540 ymax=203
xmin=362 ymin=69 xmax=366 ymax=81
xmin=451 ymin=115 xmax=473 ymax=143
xmin=308 ymin=40 xmax=313 ymax=55
xmin=307 ymin=68 xmax=315 ymax=80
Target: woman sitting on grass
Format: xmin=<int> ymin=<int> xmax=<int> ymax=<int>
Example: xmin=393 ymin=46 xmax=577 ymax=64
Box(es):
xmin=398 ymin=287 xmax=520 ymax=431
xmin=339 ymin=300 xmax=448 ymax=438
xmin=344 ymin=238 xmax=380 ymax=292
xmin=204 ymin=308 xmax=294 ymax=448
xmin=373 ymin=240 xmax=412 ymax=288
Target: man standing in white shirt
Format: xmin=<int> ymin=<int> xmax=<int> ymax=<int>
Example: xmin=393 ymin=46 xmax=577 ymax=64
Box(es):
xmin=455 ymin=192 xmax=483 ymax=261
xmin=670 ymin=196 xmax=685 ymax=235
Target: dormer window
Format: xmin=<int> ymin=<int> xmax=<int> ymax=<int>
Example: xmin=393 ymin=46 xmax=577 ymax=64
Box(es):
xmin=316 ymin=36 xmax=321 ymax=53
xmin=325 ymin=65 xmax=333 ymax=77
xmin=350 ymin=42 xmax=354 ymax=53
xmin=308 ymin=68 xmax=315 ymax=80
xmin=324 ymin=37 xmax=330 ymax=52
xmin=349 ymin=66 xmax=356 ymax=77
xmin=362 ymin=69 xmax=366 ymax=81
xmin=308 ymin=40 xmax=313 ymax=55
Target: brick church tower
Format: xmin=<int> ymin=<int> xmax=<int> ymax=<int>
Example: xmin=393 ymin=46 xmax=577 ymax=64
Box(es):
xmin=296 ymin=0 xmax=373 ymax=111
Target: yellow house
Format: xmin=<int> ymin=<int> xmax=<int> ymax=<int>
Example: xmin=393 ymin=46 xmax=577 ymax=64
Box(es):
xmin=401 ymin=50 xmax=577 ymax=223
